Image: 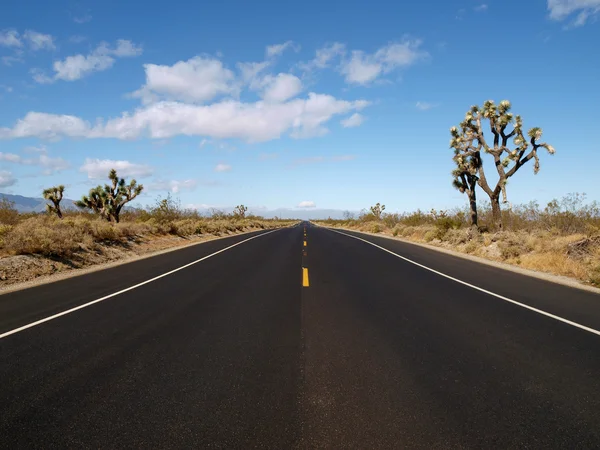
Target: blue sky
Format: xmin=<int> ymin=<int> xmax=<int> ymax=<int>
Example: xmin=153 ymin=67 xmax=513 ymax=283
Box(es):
xmin=1 ymin=0 xmax=599 ymax=216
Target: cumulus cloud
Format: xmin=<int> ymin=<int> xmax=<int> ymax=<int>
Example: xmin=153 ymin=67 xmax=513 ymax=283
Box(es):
xmin=23 ymin=30 xmax=55 ymax=50
xmin=266 ymin=41 xmax=298 ymax=57
xmin=73 ymin=14 xmax=92 ymax=24
xmin=260 ymin=73 xmax=302 ymax=102
xmin=0 ymin=29 xmax=22 ymax=48
xmin=214 ymin=163 xmax=232 ymax=172
xmin=0 ymin=94 xmax=369 ymax=143
xmin=548 ymin=0 xmax=600 ymax=25
xmin=299 ymin=42 xmax=346 ymax=72
xmin=340 ymin=39 xmax=428 ymax=85
xmin=80 ymin=158 xmax=153 ymax=179
xmin=297 ymin=201 xmax=316 ymax=208
xmin=23 ymin=145 xmax=48 ymax=154
xmin=340 ymin=113 xmax=364 ymax=128
xmin=33 ymin=39 xmax=142 ymax=83
xmin=149 ymin=179 xmax=197 ymax=193
xmin=0 ymin=29 xmax=55 ymax=51
xmin=131 ymin=56 xmax=237 ymax=104
xmin=474 ymin=4 xmax=488 ymax=12
xmin=0 ymin=170 xmax=16 ymax=188
xmin=0 ymin=151 xmax=69 ymax=174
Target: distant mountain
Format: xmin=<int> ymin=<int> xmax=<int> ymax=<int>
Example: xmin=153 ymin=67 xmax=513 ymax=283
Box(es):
xmin=0 ymin=193 xmax=79 ymax=213
xmin=0 ymin=193 xmax=352 ymax=219
xmin=193 ymin=206 xmax=352 ymax=220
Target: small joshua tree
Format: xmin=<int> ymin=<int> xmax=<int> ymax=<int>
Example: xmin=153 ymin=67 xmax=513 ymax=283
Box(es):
xmin=233 ymin=204 xmax=248 ymax=219
xmin=450 ymin=100 xmax=555 ymax=229
xmin=370 ymin=202 xmax=385 ymax=220
xmin=76 ymin=169 xmax=143 ymax=223
xmin=43 ymin=185 xmax=65 ymax=219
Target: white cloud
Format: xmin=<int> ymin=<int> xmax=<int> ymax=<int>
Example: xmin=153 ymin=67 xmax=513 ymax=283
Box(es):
xmin=237 ymin=60 xmax=271 ymax=86
xmin=415 ymin=101 xmax=439 ymax=111
xmin=266 ymin=41 xmax=298 ymax=58
xmin=0 ymin=151 xmax=69 ymax=174
xmin=340 ymin=39 xmax=428 ymax=85
xmin=474 ymin=4 xmax=488 ymax=12
xmin=300 ymin=42 xmax=346 ymax=72
xmin=132 ymin=56 xmax=237 ymax=104
xmin=297 ymin=201 xmax=316 ymax=208
xmin=340 ymin=113 xmax=364 ymax=128
xmin=0 ymin=152 xmax=21 ymax=162
xmin=112 ymin=39 xmax=143 ymax=57
xmin=23 ymin=145 xmax=48 ymax=154
xmin=80 ymin=158 xmax=153 ymax=179
xmin=2 ymin=55 xmax=23 ymax=66
xmin=34 ymin=39 xmax=142 ymax=83
xmin=0 ymin=29 xmax=22 ymax=48
xmin=214 ymin=163 xmax=231 ymax=172
xmin=1 ymin=29 xmax=55 ymax=51
xmin=548 ymin=0 xmax=600 ymax=25
xmin=150 ymin=179 xmax=197 ymax=193
xmin=35 ymin=154 xmax=70 ymax=174
xmin=1 ymin=94 xmax=369 ymax=143
xmin=73 ymin=14 xmax=92 ymax=24
xmin=260 ymin=73 xmax=302 ymax=102
xmin=23 ymin=30 xmax=55 ymax=50
xmin=0 ymin=170 xmax=16 ymax=188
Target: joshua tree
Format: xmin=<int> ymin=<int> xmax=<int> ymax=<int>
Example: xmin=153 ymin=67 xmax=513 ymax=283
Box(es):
xmin=450 ymin=100 xmax=555 ymax=229
xmin=370 ymin=202 xmax=385 ymax=220
xmin=76 ymin=169 xmax=143 ymax=223
xmin=43 ymin=185 xmax=65 ymax=219
xmin=233 ymin=204 xmax=248 ymax=219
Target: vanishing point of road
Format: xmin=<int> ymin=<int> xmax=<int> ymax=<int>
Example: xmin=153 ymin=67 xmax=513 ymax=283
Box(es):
xmin=2 ymin=222 xmax=600 ymax=448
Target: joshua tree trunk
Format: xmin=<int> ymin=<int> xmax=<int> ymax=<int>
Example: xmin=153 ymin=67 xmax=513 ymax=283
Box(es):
xmin=490 ymin=195 xmax=502 ymax=230
xmin=468 ymin=191 xmax=478 ymax=227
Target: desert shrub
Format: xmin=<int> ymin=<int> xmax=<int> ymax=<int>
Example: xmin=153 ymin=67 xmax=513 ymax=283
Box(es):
xmin=424 ymin=230 xmax=436 ymax=242
xmin=371 ymin=223 xmax=382 ymax=233
xmin=4 ymin=216 xmax=90 ymax=257
xmin=0 ymin=198 xmax=20 ymax=225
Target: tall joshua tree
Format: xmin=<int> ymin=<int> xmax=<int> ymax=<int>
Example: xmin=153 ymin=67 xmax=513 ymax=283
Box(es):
xmin=370 ymin=202 xmax=385 ymax=220
xmin=233 ymin=204 xmax=248 ymax=219
xmin=43 ymin=185 xmax=65 ymax=219
xmin=76 ymin=169 xmax=143 ymax=223
xmin=450 ymin=100 xmax=555 ymax=229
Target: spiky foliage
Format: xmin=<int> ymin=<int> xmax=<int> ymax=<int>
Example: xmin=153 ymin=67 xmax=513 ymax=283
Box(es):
xmin=370 ymin=202 xmax=386 ymax=220
xmin=75 ymin=169 xmax=144 ymax=223
xmin=42 ymin=185 xmax=65 ymax=219
xmin=233 ymin=204 xmax=248 ymax=219
xmin=450 ymin=100 xmax=555 ymax=228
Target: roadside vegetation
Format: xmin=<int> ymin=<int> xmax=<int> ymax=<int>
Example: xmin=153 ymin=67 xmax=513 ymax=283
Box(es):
xmin=318 ymin=193 xmax=600 ymax=286
xmin=0 ymin=170 xmax=294 ymax=262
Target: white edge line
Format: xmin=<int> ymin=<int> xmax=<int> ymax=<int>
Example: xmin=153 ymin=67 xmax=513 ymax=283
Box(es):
xmin=326 ymin=227 xmax=600 ymax=337
xmin=0 ymin=229 xmax=280 ymax=340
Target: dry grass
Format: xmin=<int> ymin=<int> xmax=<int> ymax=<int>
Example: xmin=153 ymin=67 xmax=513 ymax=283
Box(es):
xmin=318 ymin=194 xmax=600 ymax=286
xmin=0 ymin=197 xmax=295 ymax=259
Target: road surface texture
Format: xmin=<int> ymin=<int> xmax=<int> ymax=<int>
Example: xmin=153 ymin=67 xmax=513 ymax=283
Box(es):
xmin=2 ymin=222 xmax=600 ymax=449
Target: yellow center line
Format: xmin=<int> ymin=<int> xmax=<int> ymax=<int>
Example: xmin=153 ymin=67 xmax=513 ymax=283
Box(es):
xmin=302 ymin=267 xmax=309 ymax=287
xmin=303 ymin=241 xmax=307 ymax=247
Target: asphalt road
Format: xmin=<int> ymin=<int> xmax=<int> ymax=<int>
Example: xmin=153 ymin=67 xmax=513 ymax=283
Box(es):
xmin=2 ymin=222 xmax=600 ymax=449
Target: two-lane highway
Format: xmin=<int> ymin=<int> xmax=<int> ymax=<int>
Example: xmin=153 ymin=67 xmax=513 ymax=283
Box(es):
xmin=2 ymin=222 xmax=600 ymax=448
